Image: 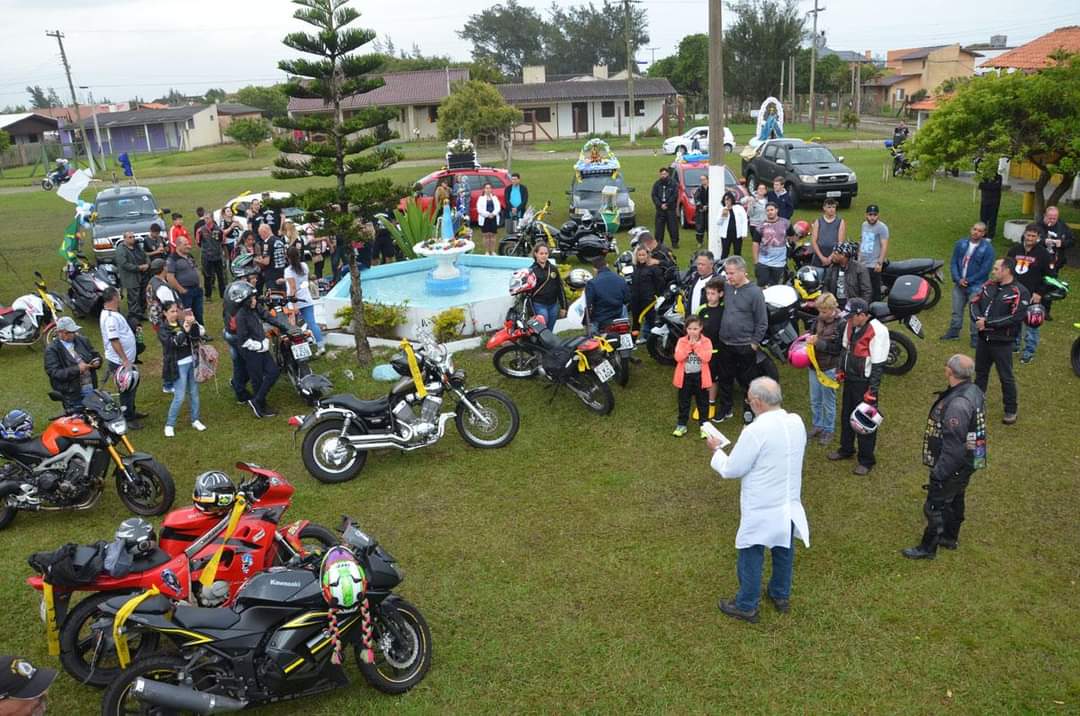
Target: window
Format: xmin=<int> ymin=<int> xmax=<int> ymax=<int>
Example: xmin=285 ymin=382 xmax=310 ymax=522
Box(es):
xmin=186 ymin=118 xmax=195 ymax=129
xmin=763 ymin=144 xmax=778 ymax=161
xmin=427 ymin=105 xmax=438 ymax=123
xmin=468 ymin=173 xmax=505 ymax=189
xmin=623 ymin=100 xmax=645 ymax=117
xmin=524 ymin=107 xmax=551 ymax=123
xmin=894 ymin=88 xmax=905 ymax=101
xmin=600 ymin=101 xmax=615 ymax=118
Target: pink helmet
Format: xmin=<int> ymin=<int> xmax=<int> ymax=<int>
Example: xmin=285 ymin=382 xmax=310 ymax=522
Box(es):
xmin=1025 ymin=303 xmax=1045 ymax=327
xmin=508 ymin=268 xmax=537 ymax=296
xmin=787 ymin=334 xmax=812 ymax=369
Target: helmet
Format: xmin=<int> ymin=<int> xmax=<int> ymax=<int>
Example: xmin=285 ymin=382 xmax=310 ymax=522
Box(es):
xmin=787 ymin=334 xmax=812 ymax=369
xmin=320 ymin=546 xmax=365 ymax=609
xmin=114 ymin=365 xmax=139 ymax=392
xmin=298 ymin=373 xmax=333 ymax=401
xmin=794 ymin=266 xmax=821 ymax=300
xmin=850 ymin=402 xmax=884 ymax=435
xmin=567 ymin=268 xmax=593 ymax=290
xmin=389 ymin=351 xmax=413 ymax=377
xmin=792 ymin=220 xmax=811 ymax=238
xmin=230 ymin=254 xmax=258 ymax=278
xmin=1025 ymin=303 xmax=1046 ymax=327
xmin=192 ymin=471 xmax=238 ymax=515
xmin=0 ymin=409 xmax=33 ymax=441
xmin=560 ymin=220 xmax=578 ymax=237
xmin=1042 ymin=276 xmax=1069 ymax=302
xmin=115 ymin=517 xmax=157 ymax=555
xmin=509 ymin=268 xmax=538 ymax=296
xmin=225 ymin=280 xmax=257 ymax=306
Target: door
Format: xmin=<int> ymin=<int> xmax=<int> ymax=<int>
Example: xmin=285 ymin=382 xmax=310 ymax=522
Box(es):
xmin=761 ymin=144 xmax=780 ymax=182
xmin=572 ymin=102 xmax=588 ymax=134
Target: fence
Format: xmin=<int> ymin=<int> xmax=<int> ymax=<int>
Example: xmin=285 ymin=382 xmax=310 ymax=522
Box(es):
xmin=673 ymin=92 xmax=898 ymax=133
xmin=0 ymin=141 xmax=66 ymax=171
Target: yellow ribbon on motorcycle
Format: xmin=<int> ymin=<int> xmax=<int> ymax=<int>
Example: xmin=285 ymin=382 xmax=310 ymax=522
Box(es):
xmin=43 ymin=582 xmax=60 ymax=656
xmin=400 ymin=339 xmax=427 ymax=399
xmin=807 ymin=343 xmax=840 ymax=389
xmin=199 ymin=495 xmax=247 ymax=589
xmin=114 ymin=585 xmax=161 ymax=668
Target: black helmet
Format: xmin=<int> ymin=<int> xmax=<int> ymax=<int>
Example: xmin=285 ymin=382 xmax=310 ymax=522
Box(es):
xmin=561 ymin=220 xmax=578 ymax=236
xmin=298 ymin=373 xmax=333 ymax=401
xmin=115 ymin=517 xmax=157 ymax=555
xmin=230 ymin=253 xmax=258 ymax=279
xmin=390 ymin=351 xmax=413 ymax=377
xmin=192 ymin=471 xmax=238 ymax=515
xmin=795 ymin=265 xmax=821 ymax=299
xmin=0 ymin=409 xmax=33 ymax=441
xmin=225 ymin=280 xmax=257 ymax=306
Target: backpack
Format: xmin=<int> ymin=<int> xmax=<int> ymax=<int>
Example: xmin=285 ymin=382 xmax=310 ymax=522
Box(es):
xmin=27 ymin=541 xmax=108 ymax=587
xmin=541 ymin=345 xmax=577 ymax=381
xmin=194 ymin=342 xmax=219 ymax=384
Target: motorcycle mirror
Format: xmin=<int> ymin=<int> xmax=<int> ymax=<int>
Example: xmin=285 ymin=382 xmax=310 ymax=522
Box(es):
xmin=160 ymin=207 xmax=171 ymax=214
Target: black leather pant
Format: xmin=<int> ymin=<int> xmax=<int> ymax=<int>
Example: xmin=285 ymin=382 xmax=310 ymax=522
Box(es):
xmin=919 ymin=470 xmax=972 ymax=552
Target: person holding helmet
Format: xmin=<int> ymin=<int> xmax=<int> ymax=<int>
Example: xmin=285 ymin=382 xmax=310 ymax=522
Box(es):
xmin=971 ymin=257 xmax=1029 ymax=425
xmin=1036 ymin=205 xmax=1074 ymax=320
xmin=902 ymin=354 xmax=986 ymax=560
xmin=803 ymin=292 xmax=843 ymax=445
xmin=526 ymin=243 xmax=567 ymax=329
xmin=1006 ymin=224 xmax=1053 ymax=364
xmin=584 ymin=256 xmax=630 ymax=335
xmin=234 ymin=285 xmax=280 ymax=418
xmin=0 ymin=655 xmax=57 ymax=715
xmin=828 ymin=297 xmax=889 ymax=475
xmin=99 ymin=287 xmax=144 ymax=429
xmin=821 ymin=242 xmax=873 ymax=308
xmin=44 ymin=316 xmax=101 ymax=411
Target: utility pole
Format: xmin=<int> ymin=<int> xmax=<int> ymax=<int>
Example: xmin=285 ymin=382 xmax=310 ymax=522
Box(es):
xmin=46 ymin=30 xmax=95 ymax=174
xmin=648 ymin=46 xmax=661 ymax=65
xmin=706 ymin=0 xmax=724 ymax=256
xmin=807 ymin=0 xmax=824 ymax=132
xmin=780 ymin=60 xmax=785 ymax=103
xmin=624 ymin=0 xmax=637 ymax=145
xmin=80 ymin=86 xmax=107 ymax=168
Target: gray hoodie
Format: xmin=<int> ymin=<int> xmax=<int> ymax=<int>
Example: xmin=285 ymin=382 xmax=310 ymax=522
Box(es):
xmin=719 ymin=281 xmax=768 ymax=346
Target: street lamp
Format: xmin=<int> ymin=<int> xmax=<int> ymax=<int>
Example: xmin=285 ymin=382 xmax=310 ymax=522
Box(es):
xmin=79 ymin=85 xmax=107 ymax=167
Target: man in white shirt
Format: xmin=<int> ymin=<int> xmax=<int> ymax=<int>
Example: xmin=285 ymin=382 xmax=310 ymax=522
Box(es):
xmin=99 ymin=287 xmax=143 ymax=428
xmin=709 ymin=377 xmax=809 ymax=622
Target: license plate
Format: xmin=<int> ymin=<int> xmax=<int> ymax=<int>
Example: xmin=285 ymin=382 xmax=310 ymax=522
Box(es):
xmin=594 ymin=359 xmax=616 ymax=383
xmin=826 ymin=190 xmax=842 ymax=198
xmin=907 ymin=315 xmax=923 ymax=335
xmin=291 ymin=342 xmax=312 ymax=360
xmin=618 ymin=334 xmax=634 ymax=350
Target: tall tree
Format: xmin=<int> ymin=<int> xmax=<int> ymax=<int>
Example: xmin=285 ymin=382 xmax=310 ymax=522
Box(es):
xmin=437 ymin=80 xmax=523 ymax=165
xmin=459 ymin=0 xmax=548 ymax=79
xmin=723 ymin=0 xmax=805 ymax=100
xmin=910 ymin=56 xmax=1080 ymax=218
xmin=544 ymin=1 xmax=649 ymax=75
xmin=649 ymin=34 xmax=708 ymax=112
xmin=204 ymin=87 xmax=227 ymax=103
xmin=235 ymin=85 xmax=290 ymax=118
xmin=26 ymin=85 xmax=52 ymax=109
xmin=273 ymin=0 xmax=402 ymax=364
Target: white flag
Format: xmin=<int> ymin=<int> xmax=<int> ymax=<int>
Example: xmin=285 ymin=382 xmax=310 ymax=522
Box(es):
xmin=57 ymin=168 xmax=94 ymax=204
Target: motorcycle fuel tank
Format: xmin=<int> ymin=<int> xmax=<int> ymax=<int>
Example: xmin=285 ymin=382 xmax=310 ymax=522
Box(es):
xmin=235 ymin=568 xmax=322 ymax=608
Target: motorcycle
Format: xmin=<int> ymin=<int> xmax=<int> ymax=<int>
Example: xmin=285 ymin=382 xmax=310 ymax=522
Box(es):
xmin=880 ymin=258 xmax=943 ymax=308
xmin=488 ymin=310 xmax=617 ymax=414
xmin=643 ymin=282 xmax=687 ymax=366
xmin=65 ymin=256 xmax=121 ymax=318
xmin=27 ymin=462 xmax=336 ymax=687
xmin=499 ymin=204 xmax=616 ymax=263
xmin=41 ymin=163 xmax=74 ymax=191
xmin=0 ymin=389 xmax=175 ymax=530
xmin=296 ymin=338 xmax=520 ymax=483
xmin=263 ymin=295 xmax=331 ymax=404
xmin=0 ymin=271 xmax=66 ymax=348
xmin=594 ymin=317 xmax=635 ymax=387
xmin=886 ymin=140 xmax=913 ymax=177
xmin=94 ymin=515 xmax=431 ymax=714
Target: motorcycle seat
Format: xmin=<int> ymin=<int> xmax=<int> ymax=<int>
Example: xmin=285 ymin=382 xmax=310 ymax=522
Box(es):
xmin=172 ymin=605 xmax=241 ymax=630
xmin=0 ymin=306 xmax=12 ymax=316
xmin=103 ymin=594 xmax=173 ymax=615
xmin=884 ymin=258 xmax=939 ymax=274
xmin=537 ymin=331 xmax=594 ymax=352
xmin=0 ymin=438 xmax=53 ymax=459
xmin=133 ymin=548 xmax=173 ymax=570
xmin=325 ymin=393 xmax=389 ymax=416
xmin=0 ymin=309 xmax=26 ymax=324
xmin=869 ymin=302 xmax=892 ymax=320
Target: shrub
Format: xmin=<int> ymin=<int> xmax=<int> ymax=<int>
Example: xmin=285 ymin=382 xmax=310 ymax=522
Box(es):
xmin=335 ymin=302 xmax=408 ymax=338
xmin=431 ymin=307 xmax=466 ymax=343
xmin=378 ymin=200 xmax=434 ymax=258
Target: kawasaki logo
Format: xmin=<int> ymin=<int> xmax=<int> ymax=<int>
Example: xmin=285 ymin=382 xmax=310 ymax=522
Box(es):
xmin=270 ymin=580 xmax=301 ymax=588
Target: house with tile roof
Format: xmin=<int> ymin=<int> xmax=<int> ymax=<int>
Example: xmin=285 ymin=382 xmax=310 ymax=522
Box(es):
xmin=59 ymin=105 xmax=223 ymax=155
xmin=981 ymin=26 xmax=1080 ymax=72
xmin=864 ymin=43 xmax=981 ymax=108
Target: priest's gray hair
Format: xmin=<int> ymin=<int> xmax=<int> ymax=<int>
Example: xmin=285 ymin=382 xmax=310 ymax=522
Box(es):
xmin=748 ymin=377 xmax=783 ymax=407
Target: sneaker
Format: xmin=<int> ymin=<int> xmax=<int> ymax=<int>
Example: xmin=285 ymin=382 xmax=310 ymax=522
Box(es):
xmin=901 ymin=546 xmax=936 ymax=560
xmin=247 ymin=400 xmax=263 ymax=418
xmin=827 ymin=451 xmax=853 ymax=461
xmin=672 ymin=425 xmax=688 ymax=437
xmin=635 ymin=336 xmax=647 ymax=345
xmin=127 ymin=420 xmax=143 ymax=431
xmin=260 ymin=405 xmax=278 ymax=418
xmin=162 ymin=386 xmax=175 ymax=394
xmin=714 ymin=408 xmax=734 ymax=423
xmin=817 ymin=432 xmax=833 ymax=445
xmin=191 ymin=420 xmax=207 ymax=432
xmin=1020 ymin=354 xmax=1033 ymax=364
xmin=809 ymin=426 xmax=823 ymax=438
xmin=717 ymin=598 xmax=759 ymax=624
xmin=767 ymin=594 xmax=790 ymax=614
xmin=163 ymin=425 xmax=175 ymax=438
xmin=1002 ymin=413 xmax=1017 ymax=425
xmin=132 ymin=412 xmax=150 ymax=420
xmin=853 ymin=464 xmax=873 ymax=476
xmin=939 ymin=333 xmax=959 ymax=341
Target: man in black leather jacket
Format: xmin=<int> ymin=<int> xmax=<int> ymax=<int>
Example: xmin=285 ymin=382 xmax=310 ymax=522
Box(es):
xmin=821 ymin=242 xmax=873 ymax=308
xmin=44 ymin=317 xmax=101 ymax=410
xmin=651 ymin=167 xmax=681 ymax=248
xmin=223 ymin=268 xmax=291 ymax=408
xmin=970 ymin=257 xmax=1029 ymax=424
xmin=903 ymin=354 xmax=986 ymax=559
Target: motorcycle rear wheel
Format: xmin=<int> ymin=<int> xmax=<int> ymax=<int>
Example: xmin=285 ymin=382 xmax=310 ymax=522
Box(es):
xmin=0 ymin=505 xmax=15 ymax=530
xmin=301 ymin=419 xmax=367 ymax=483
xmin=100 ymin=654 xmax=226 ymax=716
xmin=566 ymin=372 xmax=615 ymax=415
xmin=455 ymin=388 xmax=520 ymax=448
xmin=614 ymin=353 xmax=631 ymax=387
xmin=116 ymin=458 xmax=176 ymax=516
xmin=276 ymin=523 xmax=339 ymax=565
xmin=646 ymin=332 xmax=676 ymax=366
xmin=883 ymin=330 xmax=916 ymax=375
xmin=59 ymin=591 xmax=160 ymax=688
xmin=492 ymin=344 xmax=539 ymax=379
xmin=358 ymin=599 xmax=433 ymax=694
xmin=925 ymin=278 xmax=942 ymax=309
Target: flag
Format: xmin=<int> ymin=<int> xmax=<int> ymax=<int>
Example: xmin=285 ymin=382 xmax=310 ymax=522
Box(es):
xmin=57 ymin=167 xmax=93 ymax=204
xmin=118 ymin=152 xmax=133 ymax=177
xmin=58 ymin=217 xmax=80 ymax=261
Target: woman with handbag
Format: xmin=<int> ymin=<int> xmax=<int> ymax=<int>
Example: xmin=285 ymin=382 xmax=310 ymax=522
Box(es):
xmin=159 ymin=301 xmax=207 ymax=437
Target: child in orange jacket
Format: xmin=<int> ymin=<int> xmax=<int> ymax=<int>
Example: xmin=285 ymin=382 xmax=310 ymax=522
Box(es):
xmin=673 ymin=315 xmax=714 ymax=438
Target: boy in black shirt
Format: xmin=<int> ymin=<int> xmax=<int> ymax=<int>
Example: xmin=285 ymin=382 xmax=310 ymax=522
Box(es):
xmin=697 ymin=278 xmax=725 ymax=420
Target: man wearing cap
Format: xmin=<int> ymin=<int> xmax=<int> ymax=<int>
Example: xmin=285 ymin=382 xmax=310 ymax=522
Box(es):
xmin=828 ymin=298 xmax=889 ymax=475
xmin=822 ymin=242 xmax=873 ymax=308
xmin=0 ymin=655 xmax=56 ymax=715
xmin=113 ymin=230 xmax=150 ymax=320
xmin=44 ymin=317 xmax=101 ymax=411
xmin=858 ymin=205 xmax=890 ymax=301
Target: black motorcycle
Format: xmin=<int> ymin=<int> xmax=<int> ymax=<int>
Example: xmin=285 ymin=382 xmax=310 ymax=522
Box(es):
xmin=96 ymin=516 xmax=432 ymax=715
xmin=297 ymin=339 xmax=519 ymax=483
xmin=65 ymin=256 xmax=121 ymax=318
xmin=643 ymin=282 xmax=687 ymax=366
xmin=262 ymin=295 xmax=331 ymax=404
xmin=498 ymin=204 xmax=615 ymax=262
xmin=889 ymin=143 xmax=913 ymax=177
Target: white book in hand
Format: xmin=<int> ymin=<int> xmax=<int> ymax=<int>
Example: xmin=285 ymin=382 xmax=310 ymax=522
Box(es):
xmin=700 ymin=422 xmax=730 ymax=449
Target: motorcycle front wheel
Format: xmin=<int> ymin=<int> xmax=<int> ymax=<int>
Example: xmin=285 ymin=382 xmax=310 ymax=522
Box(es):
xmin=59 ymin=591 xmax=160 ymax=688
xmin=566 ymin=372 xmax=615 ymax=415
xmin=116 ymin=458 xmax=175 ymax=516
xmin=455 ymin=388 xmax=520 ymax=448
xmin=100 ymin=654 xmax=229 ymax=716
xmin=498 ymin=237 xmax=529 ymax=257
xmin=358 ymin=599 xmax=433 ymax=695
xmin=0 ymin=506 xmax=16 ymax=530
xmin=493 ymin=344 xmax=540 ymax=379
xmin=41 ymin=178 xmax=53 ymax=191
xmin=646 ymin=332 xmax=676 ymax=366
xmin=884 ymin=330 xmax=917 ymax=375
xmin=301 ymin=419 xmax=368 ymax=483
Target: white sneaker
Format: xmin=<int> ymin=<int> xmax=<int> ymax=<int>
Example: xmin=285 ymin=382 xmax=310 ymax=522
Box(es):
xmin=164 ymin=425 xmax=175 ymax=437
xmin=191 ymin=420 xmax=207 ymax=432
xmin=163 ymin=386 xmax=174 ymax=394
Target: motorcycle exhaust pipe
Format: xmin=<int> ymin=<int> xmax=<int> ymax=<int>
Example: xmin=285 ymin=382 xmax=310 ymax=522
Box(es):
xmin=0 ymin=480 xmax=23 ymax=498
xmin=132 ymin=678 xmax=246 ymax=714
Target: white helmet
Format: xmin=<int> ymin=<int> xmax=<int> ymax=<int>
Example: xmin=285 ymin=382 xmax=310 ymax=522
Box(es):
xmin=850 ymin=402 xmax=883 ymax=435
xmin=115 ymin=365 xmax=140 ymax=393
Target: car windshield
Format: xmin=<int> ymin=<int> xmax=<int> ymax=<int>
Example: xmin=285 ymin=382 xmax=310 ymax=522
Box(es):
xmin=788 ymin=147 xmax=837 ymax=165
xmin=96 ymin=195 xmax=157 ymax=222
xmin=574 ymin=176 xmax=624 ymax=194
xmin=682 ymin=167 xmax=737 ymax=189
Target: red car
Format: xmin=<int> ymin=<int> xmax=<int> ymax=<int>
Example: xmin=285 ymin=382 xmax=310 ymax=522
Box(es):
xmin=400 ymin=167 xmax=513 ymax=224
xmin=671 ymin=160 xmax=749 ymax=228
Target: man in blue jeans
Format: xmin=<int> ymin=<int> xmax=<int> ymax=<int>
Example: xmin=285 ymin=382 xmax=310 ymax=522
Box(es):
xmin=941 ymin=223 xmax=995 ymax=348
xmin=709 ymin=377 xmax=810 ymax=623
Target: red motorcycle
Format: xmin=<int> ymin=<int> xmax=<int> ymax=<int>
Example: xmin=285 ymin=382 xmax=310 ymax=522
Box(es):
xmin=27 ymin=462 xmax=336 ymax=687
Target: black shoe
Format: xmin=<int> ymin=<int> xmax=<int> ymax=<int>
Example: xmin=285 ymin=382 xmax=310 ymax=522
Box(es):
xmin=132 ymin=411 xmax=150 ymax=420
xmin=902 ymin=546 xmax=936 ymax=560
xmin=767 ymin=594 xmax=790 ymax=614
xmin=939 ymin=333 xmax=959 ymax=341
xmin=259 ymin=404 xmax=278 ymax=418
xmin=827 ymin=451 xmax=853 ymax=461
xmin=938 ymin=538 xmax=958 ymax=550
xmin=714 ymin=407 xmax=734 ymax=422
xmin=718 ymin=598 xmax=759 ymax=623
xmin=235 ymin=394 xmax=252 ymax=405
xmin=126 ymin=420 xmax=144 ymax=431
xmin=247 ymin=400 xmax=262 ymax=418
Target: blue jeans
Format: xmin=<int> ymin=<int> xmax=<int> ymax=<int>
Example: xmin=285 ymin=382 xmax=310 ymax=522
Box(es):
xmin=735 ymin=524 xmax=796 ymax=612
xmin=1015 ymin=322 xmax=1039 ymax=359
xmin=808 ymin=368 xmax=837 ymax=432
xmin=947 ymin=284 xmax=978 ymax=344
xmin=532 ymin=302 xmax=559 ymax=330
xmin=165 ymin=361 xmax=200 ymax=427
xmin=180 ymin=285 xmax=205 ymax=326
xmin=299 ymin=305 xmax=324 ymax=347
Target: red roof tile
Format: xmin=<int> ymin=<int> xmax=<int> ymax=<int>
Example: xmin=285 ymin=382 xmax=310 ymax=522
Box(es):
xmin=982 ymin=26 xmax=1080 ymax=70
xmin=288 ymin=68 xmax=469 ymax=113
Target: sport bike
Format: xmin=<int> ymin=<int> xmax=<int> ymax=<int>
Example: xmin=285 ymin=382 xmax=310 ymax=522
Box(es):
xmin=642 ymin=282 xmax=687 ymax=366
xmin=95 ymin=515 xmax=431 ymax=714
xmin=0 ymin=389 xmax=174 ymax=530
xmin=0 ymin=271 xmax=66 ymax=348
xmin=296 ymin=339 xmax=519 ymax=483
xmin=27 ymin=462 xmax=336 ymax=686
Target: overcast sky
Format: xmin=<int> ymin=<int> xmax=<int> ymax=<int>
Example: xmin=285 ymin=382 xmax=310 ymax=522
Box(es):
xmin=3 ymin=0 xmax=1079 ymax=108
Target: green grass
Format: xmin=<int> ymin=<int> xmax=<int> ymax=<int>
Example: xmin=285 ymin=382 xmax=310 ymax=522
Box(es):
xmin=0 ymin=151 xmax=1078 ymax=714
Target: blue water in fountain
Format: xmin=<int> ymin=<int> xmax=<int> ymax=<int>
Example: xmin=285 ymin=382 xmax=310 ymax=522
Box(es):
xmin=326 ymin=254 xmax=532 ymax=310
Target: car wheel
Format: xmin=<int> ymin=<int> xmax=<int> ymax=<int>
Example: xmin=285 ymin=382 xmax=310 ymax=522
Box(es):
xmin=745 ymin=172 xmax=756 ymax=190
xmin=678 ymin=206 xmax=687 ymax=228
xmin=724 ymin=143 xmax=733 ymax=153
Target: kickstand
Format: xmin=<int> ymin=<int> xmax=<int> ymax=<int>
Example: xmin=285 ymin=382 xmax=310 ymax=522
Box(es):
xmin=546 ymin=381 xmax=564 ymax=404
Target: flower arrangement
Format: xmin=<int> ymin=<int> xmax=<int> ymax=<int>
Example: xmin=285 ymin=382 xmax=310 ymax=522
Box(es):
xmin=446 ymin=138 xmax=475 ymax=154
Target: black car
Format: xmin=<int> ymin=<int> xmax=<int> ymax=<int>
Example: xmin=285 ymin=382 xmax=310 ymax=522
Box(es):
xmin=742 ymin=139 xmax=858 ymax=208
xmin=567 ymin=173 xmax=636 ymax=230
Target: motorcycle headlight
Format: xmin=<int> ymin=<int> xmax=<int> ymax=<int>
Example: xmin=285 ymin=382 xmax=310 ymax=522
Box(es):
xmin=799 ymin=175 xmax=818 ymax=184
xmin=108 ymin=418 xmax=127 ymax=435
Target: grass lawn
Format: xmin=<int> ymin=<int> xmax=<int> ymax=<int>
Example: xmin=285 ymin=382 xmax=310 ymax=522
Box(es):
xmin=0 ymin=149 xmax=1078 ymax=714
